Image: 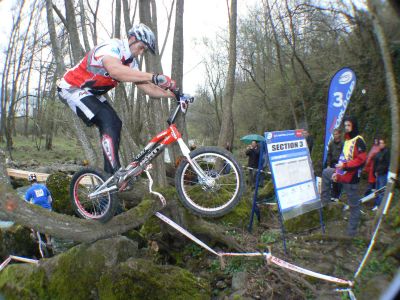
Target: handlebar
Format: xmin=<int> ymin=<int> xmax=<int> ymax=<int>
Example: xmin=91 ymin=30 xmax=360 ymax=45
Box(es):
xmin=170 ymin=88 xmax=194 ymax=104
xmin=167 ymin=88 xmax=194 ymax=125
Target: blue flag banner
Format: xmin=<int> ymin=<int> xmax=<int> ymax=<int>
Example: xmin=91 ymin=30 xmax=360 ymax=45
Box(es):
xmin=323 ymin=67 xmax=356 ymax=166
xmin=265 ymin=130 xmax=321 ymax=221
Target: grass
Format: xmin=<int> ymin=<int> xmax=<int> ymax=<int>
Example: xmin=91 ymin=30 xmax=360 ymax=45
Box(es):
xmin=1 ymin=135 xmax=85 ymax=164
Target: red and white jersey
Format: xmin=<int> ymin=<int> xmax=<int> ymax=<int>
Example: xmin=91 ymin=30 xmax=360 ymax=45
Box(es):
xmin=61 ymin=39 xmax=139 ymax=95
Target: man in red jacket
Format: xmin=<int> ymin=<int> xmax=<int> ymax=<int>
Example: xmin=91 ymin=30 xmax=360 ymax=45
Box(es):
xmin=321 ymin=116 xmax=367 ymax=236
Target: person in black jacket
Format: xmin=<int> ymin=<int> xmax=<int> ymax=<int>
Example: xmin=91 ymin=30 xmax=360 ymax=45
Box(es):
xmin=303 ymin=130 xmax=314 ymax=154
xmin=326 ymin=129 xmax=344 ymax=199
xmin=245 ymin=140 xmax=260 ymax=188
xmin=372 ymin=138 xmax=390 ymax=210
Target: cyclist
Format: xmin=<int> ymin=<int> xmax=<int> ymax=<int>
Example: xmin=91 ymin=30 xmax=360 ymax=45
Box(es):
xmin=57 ymin=23 xmax=176 ymax=175
xmin=25 ymin=173 xmax=53 ymax=246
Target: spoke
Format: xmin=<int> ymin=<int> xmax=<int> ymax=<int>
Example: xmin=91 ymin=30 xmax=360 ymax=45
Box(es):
xmin=218 ymin=161 xmax=229 ymax=176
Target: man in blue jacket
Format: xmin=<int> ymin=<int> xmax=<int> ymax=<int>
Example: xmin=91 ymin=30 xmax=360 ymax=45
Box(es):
xmin=25 ymin=173 xmax=53 ymax=246
xmin=25 ymin=173 xmax=52 ymax=210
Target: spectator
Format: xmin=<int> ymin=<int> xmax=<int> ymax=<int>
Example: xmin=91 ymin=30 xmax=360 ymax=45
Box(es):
xmin=303 ymin=130 xmax=314 ymax=154
xmin=326 ymin=128 xmax=344 ymax=200
xmin=320 ymin=116 xmax=367 ymax=237
xmin=25 ymin=173 xmax=53 ymax=244
xmin=372 ymin=138 xmax=390 ymax=210
xmin=245 ymin=140 xmax=260 ymax=189
xmin=363 ymin=137 xmax=380 ymax=196
xmin=223 ymin=142 xmax=233 ymax=174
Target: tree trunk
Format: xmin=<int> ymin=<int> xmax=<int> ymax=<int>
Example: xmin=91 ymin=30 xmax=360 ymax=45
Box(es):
xmin=114 ymin=0 xmax=121 ymax=39
xmin=367 ymin=0 xmax=400 ymax=223
xmin=0 ymin=150 xmax=163 ymax=242
xmin=217 ymin=0 xmax=237 ymax=149
xmin=51 ymin=0 xmax=98 ymax=165
xmin=79 ymin=0 xmax=91 ymax=51
xmin=64 ymin=0 xmax=85 ymax=64
xmin=265 ymin=0 xmax=298 ymax=128
xmin=169 ymin=0 xmax=187 ymax=165
xmin=139 ymin=0 xmax=168 ymax=187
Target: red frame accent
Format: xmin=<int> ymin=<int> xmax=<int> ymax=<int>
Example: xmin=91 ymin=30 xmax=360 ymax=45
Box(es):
xmin=149 ymin=124 xmax=182 ymax=146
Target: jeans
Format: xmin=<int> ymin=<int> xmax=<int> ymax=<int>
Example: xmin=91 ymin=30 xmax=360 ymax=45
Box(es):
xmin=374 ymin=174 xmax=387 ymax=207
xmin=248 ymin=168 xmax=257 ymax=188
xmin=321 ymin=167 xmax=361 ymax=236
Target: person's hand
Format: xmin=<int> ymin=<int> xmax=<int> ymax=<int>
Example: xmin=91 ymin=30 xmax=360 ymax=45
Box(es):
xmin=335 ymin=162 xmax=344 ymax=170
xmin=332 ymin=173 xmax=338 ymax=182
xmin=152 ymin=74 xmax=176 ymax=90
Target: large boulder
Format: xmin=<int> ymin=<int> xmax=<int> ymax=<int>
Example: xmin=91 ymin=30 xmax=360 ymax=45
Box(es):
xmin=0 ymin=225 xmax=37 ymax=260
xmin=0 ymin=236 xmax=211 ymax=300
xmin=45 ymin=172 xmax=74 ymax=215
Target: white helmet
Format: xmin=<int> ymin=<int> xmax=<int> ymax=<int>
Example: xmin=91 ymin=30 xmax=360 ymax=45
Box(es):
xmin=28 ymin=173 xmax=37 ymax=183
xmin=128 ymin=23 xmax=156 ymax=54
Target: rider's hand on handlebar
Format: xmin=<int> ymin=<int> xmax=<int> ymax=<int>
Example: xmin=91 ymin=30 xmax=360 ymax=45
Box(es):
xmin=152 ymin=74 xmax=176 ymax=90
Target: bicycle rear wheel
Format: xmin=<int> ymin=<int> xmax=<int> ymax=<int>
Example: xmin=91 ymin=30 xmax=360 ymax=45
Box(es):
xmin=175 ymin=146 xmax=245 ymax=218
xmin=70 ymin=168 xmax=118 ymax=223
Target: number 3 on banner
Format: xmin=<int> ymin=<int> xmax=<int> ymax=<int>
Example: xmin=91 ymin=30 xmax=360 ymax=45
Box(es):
xmin=333 ymin=92 xmax=344 ymax=108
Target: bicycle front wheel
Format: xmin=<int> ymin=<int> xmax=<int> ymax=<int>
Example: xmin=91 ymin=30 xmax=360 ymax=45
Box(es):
xmin=175 ymin=146 xmax=245 ymax=218
xmin=70 ymin=168 xmax=118 ymax=223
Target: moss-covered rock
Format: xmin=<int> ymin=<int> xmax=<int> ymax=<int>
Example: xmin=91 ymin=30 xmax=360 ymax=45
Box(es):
xmin=257 ymin=180 xmax=274 ymax=199
xmin=284 ymin=203 xmax=343 ymax=233
xmin=9 ymin=177 xmax=29 ymax=189
xmin=46 ymin=172 xmax=74 ymax=215
xmin=0 ymin=263 xmax=48 ymax=300
xmin=98 ymin=258 xmax=211 ymax=299
xmin=216 ymin=195 xmax=252 ymax=227
xmin=0 ymin=236 xmax=211 ymax=300
xmin=0 ymin=225 xmax=37 ymax=260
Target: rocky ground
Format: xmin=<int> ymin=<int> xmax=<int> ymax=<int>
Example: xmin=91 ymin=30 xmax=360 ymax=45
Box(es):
xmin=0 ymin=170 xmax=399 ymax=299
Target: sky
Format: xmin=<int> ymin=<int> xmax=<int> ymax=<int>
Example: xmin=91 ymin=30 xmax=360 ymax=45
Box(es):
xmin=0 ymin=0 xmax=258 ymax=94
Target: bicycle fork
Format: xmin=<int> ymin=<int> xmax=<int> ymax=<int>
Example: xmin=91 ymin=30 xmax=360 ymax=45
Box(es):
xmin=177 ymin=138 xmax=214 ymax=188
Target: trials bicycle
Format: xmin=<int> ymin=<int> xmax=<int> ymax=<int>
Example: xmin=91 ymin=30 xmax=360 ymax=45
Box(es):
xmin=70 ymin=89 xmax=245 ymax=222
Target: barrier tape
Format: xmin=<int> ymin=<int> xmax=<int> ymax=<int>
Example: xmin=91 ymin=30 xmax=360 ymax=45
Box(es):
xmin=219 ymin=252 xmax=352 ymax=285
xmin=0 ymin=257 xmax=12 ymax=272
xmin=268 ymin=255 xmax=353 ymax=286
xmin=154 ymin=212 xmax=353 ymax=287
xmin=336 ymin=288 xmax=356 ymax=300
xmin=0 ymin=255 xmax=38 ymax=272
xmin=155 ymin=212 xmax=220 ymax=257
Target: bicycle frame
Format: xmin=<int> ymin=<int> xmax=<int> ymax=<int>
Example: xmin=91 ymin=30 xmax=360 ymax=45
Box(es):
xmin=89 ymin=96 xmax=209 ymax=198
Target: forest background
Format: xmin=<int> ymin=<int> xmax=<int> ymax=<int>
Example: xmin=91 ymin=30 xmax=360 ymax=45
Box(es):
xmin=0 ymin=1 xmax=399 ymax=299
xmin=0 ymin=0 xmax=398 ymax=182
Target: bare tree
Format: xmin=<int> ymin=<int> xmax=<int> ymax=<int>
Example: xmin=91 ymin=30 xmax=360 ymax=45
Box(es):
xmin=168 ymin=0 xmax=188 ymax=165
xmin=139 ymin=0 xmax=168 ymax=186
xmin=50 ymin=0 xmax=99 ymax=165
xmin=217 ymin=0 xmax=237 ymax=149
